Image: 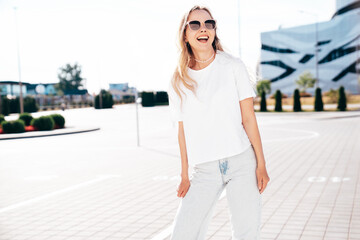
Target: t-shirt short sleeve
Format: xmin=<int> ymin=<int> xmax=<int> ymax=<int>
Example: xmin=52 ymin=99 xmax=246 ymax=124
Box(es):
xmin=234 ymin=59 xmax=257 ymax=101
xmin=167 ymin=81 xmax=184 ymax=122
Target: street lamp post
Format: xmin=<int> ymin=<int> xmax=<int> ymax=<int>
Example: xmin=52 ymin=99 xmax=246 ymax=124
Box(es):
xmin=237 ymin=0 xmax=241 ymax=57
xmin=135 ymin=88 xmax=140 ymax=147
xmin=357 ymin=12 xmax=360 ymax=94
xmin=13 ymin=7 xmax=24 ymax=114
xmin=299 ymin=10 xmax=319 ymax=89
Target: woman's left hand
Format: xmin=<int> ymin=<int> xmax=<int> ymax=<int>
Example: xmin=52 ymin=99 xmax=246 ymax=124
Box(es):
xmin=256 ymin=165 xmax=270 ymax=194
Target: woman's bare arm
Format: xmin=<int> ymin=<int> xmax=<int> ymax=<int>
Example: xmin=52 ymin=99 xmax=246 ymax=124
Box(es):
xmin=178 ymin=121 xmax=189 ymax=179
xmin=176 ymin=121 xmax=191 ymax=198
xmin=240 ymin=97 xmax=270 ymax=193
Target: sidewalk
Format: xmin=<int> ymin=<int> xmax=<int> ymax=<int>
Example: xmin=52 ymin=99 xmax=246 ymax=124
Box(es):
xmin=0 ymin=105 xmax=359 ymax=240
xmin=0 ymin=126 xmax=100 ymax=140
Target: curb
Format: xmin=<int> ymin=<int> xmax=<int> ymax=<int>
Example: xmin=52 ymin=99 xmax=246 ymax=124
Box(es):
xmin=0 ymin=126 xmax=100 ymax=141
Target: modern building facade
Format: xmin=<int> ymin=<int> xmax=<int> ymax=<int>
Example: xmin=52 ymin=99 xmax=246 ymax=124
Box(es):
xmin=0 ymin=81 xmax=28 ymax=97
xmin=260 ymin=0 xmax=360 ymax=95
xmin=109 ymin=83 xmax=136 ymax=101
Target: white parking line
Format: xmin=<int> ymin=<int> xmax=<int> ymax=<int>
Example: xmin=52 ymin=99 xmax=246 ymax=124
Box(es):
xmin=0 ymin=175 xmax=121 ymax=213
xmin=263 ymin=129 xmax=319 ymax=143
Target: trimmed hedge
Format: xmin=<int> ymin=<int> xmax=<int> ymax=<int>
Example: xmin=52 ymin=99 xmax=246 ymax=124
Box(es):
xmin=1 ymin=97 xmax=10 ymax=116
xmin=293 ymin=89 xmax=302 ymax=112
xmin=0 ymin=114 xmax=5 ymax=124
xmin=1 ymin=120 xmax=25 ymax=133
xmin=141 ymin=91 xmax=155 ymax=107
xmin=31 ymin=116 xmax=54 ymax=131
xmin=314 ymin=87 xmax=324 ymax=111
xmin=260 ymin=91 xmax=267 ymax=112
xmin=155 ymin=91 xmax=168 ymax=103
xmin=274 ymin=90 xmax=283 ymax=112
xmin=95 ymin=90 xmax=114 ymax=109
xmin=337 ymin=86 xmax=347 ymax=111
xmin=19 ymin=113 xmax=33 ymax=126
xmin=24 ymin=96 xmax=39 ymax=113
xmin=49 ymin=114 xmax=65 ymax=128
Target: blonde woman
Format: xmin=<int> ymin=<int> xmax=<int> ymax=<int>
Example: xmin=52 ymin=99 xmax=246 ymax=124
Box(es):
xmin=167 ymin=5 xmax=270 ymax=240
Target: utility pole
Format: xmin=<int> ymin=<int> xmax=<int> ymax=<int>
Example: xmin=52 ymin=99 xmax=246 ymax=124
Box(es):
xmin=237 ymin=0 xmax=241 ymax=57
xmin=14 ymin=7 xmax=24 ymax=113
xmin=357 ymin=12 xmax=360 ymax=94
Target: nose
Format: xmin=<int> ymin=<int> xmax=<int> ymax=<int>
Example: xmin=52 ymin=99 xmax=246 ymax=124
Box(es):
xmin=200 ymin=23 xmax=207 ymax=32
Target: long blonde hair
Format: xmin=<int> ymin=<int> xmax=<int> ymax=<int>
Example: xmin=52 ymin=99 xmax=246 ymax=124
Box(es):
xmin=171 ymin=5 xmax=224 ymax=109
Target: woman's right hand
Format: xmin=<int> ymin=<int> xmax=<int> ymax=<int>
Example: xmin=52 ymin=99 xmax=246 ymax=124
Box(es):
xmin=177 ymin=177 xmax=191 ymax=198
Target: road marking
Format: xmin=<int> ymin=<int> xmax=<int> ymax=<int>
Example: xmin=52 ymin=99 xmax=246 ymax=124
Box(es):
xmin=0 ymin=175 xmax=121 ymax=214
xmin=307 ymin=176 xmax=350 ymax=183
xmin=263 ymin=129 xmax=319 ymax=143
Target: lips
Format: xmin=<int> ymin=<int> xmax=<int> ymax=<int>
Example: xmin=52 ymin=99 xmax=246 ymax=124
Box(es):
xmin=197 ymin=35 xmax=209 ymax=43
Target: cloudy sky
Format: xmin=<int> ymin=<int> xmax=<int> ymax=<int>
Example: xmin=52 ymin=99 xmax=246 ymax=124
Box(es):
xmin=0 ymin=0 xmax=335 ymax=94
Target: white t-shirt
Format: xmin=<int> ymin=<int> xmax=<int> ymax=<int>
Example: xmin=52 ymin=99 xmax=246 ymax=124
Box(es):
xmin=167 ymin=50 xmax=257 ymax=167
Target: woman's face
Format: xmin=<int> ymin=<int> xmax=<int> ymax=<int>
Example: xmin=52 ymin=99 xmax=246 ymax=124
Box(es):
xmin=185 ymin=10 xmax=216 ymax=53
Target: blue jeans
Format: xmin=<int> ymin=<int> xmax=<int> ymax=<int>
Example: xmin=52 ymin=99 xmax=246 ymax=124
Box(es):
xmin=170 ymin=146 xmax=262 ymax=240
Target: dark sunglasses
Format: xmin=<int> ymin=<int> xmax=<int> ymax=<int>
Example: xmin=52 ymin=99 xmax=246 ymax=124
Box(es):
xmin=186 ymin=19 xmax=216 ymax=31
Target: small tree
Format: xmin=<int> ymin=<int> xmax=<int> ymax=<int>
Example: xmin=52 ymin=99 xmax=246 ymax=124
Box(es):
xmin=295 ymin=71 xmax=316 ymax=93
xmin=274 ymin=90 xmax=282 ymax=112
xmin=293 ymin=89 xmax=302 ymax=112
xmin=337 ymin=86 xmax=347 ymax=111
xmin=257 ymin=80 xmax=271 ymax=112
xmin=256 ymin=80 xmax=271 ymax=96
xmin=314 ymin=87 xmax=324 ymax=111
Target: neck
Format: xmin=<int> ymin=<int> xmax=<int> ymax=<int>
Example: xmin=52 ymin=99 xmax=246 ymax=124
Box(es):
xmin=191 ymin=49 xmax=216 ymax=69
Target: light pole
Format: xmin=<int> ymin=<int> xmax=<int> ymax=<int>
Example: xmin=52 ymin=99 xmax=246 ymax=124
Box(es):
xmin=13 ymin=6 xmax=24 ymax=113
xmin=237 ymin=0 xmax=241 ymax=57
xmin=357 ymin=12 xmax=360 ymax=94
xmin=135 ymin=88 xmax=140 ymax=147
xmin=299 ymin=10 xmax=319 ymax=89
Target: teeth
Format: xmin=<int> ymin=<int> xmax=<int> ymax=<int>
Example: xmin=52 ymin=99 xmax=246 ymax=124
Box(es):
xmin=197 ymin=36 xmax=208 ymax=40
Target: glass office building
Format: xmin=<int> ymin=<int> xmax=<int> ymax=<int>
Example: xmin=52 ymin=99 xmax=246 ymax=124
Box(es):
xmin=260 ymin=0 xmax=360 ymax=95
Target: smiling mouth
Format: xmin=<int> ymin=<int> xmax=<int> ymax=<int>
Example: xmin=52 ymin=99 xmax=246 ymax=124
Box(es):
xmin=197 ymin=36 xmax=209 ymax=43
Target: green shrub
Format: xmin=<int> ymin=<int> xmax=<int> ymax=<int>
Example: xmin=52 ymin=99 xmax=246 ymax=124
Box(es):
xmin=95 ymin=90 xmax=114 ymax=109
xmin=0 ymin=114 xmax=5 ymax=124
xmin=24 ymin=96 xmax=39 ymax=113
xmin=1 ymin=96 xmax=10 ymax=116
xmin=293 ymin=89 xmax=302 ymax=112
xmin=260 ymin=91 xmax=267 ymax=112
xmin=274 ymin=90 xmax=282 ymax=112
xmin=155 ymin=91 xmax=169 ymax=104
xmin=1 ymin=120 xmax=25 ymax=133
xmin=9 ymin=98 xmax=20 ymax=113
xmin=19 ymin=113 xmax=33 ymax=126
xmin=314 ymin=87 xmax=324 ymax=111
xmin=31 ymin=116 xmax=54 ymax=131
xmin=141 ymin=91 xmax=155 ymax=107
xmin=337 ymin=86 xmax=347 ymax=111
xmin=49 ymin=114 xmax=65 ymax=128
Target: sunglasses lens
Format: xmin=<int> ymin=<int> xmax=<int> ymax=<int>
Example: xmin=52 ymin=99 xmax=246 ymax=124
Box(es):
xmin=205 ymin=20 xmax=216 ymax=29
xmin=189 ymin=21 xmax=200 ymax=30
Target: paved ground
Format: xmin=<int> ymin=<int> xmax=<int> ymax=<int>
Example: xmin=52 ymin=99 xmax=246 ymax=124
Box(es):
xmin=0 ymin=104 xmax=359 ymax=240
